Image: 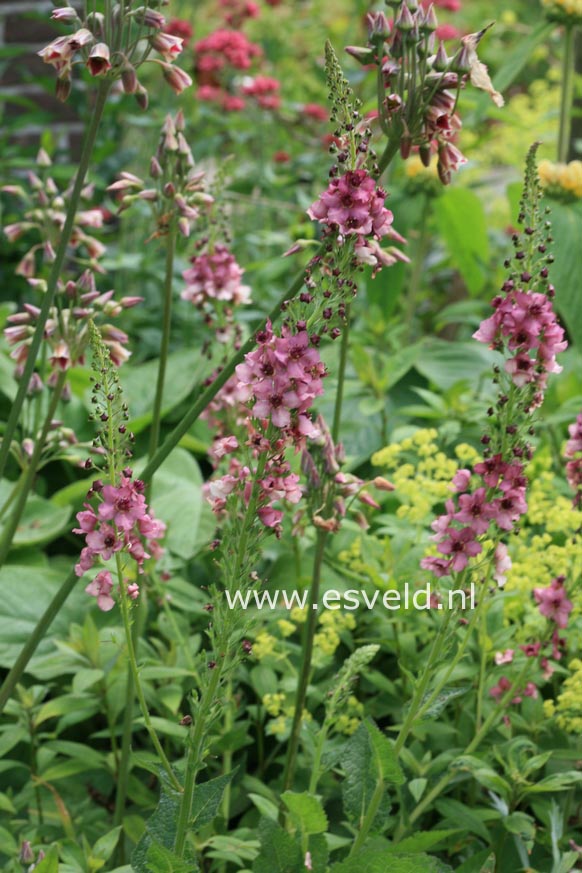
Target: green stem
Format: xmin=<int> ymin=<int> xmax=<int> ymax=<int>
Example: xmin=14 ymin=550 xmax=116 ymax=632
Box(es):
xmin=0 ymin=472 xmax=25 ymax=522
xmin=0 ymin=370 xmax=67 ymax=567
xmin=404 ymin=196 xmax=430 ymax=340
xmin=148 ymin=223 xmax=177 ymax=480
xmin=221 ymin=679 xmax=234 ymax=825
xmin=0 ymin=80 xmax=110 ymax=483
xmin=350 ymin=777 xmax=384 ymax=855
xmin=113 ymin=591 xmax=147 ymax=863
xmin=375 ymin=137 xmax=401 ymax=179
xmin=281 ymin=527 xmax=327 ymax=793
xmin=174 ymin=661 xmax=223 ymax=857
xmin=558 ymin=25 xmax=576 ymax=163
xmin=117 ymin=559 xmax=182 ymax=793
xmin=393 ymin=608 xmax=454 ymax=756
xmin=332 ymin=306 xmax=351 ymax=443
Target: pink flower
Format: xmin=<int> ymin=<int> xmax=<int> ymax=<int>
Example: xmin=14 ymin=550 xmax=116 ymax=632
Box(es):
xmin=181 ymin=246 xmax=251 ymax=307
xmin=534 ymin=576 xmax=573 ymax=628
xmin=454 ymin=488 xmax=495 ymax=535
xmin=494 ymin=649 xmax=514 ymax=665
xmin=152 ymin=32 xmax=184 ymax=60
xmin=98 ymin=477 xmax=147 ymax=530
xmin=437 ymin=526 xmax=482 ymax=572
xmin=86 ymin=524 xmax=121 ymax=560
xmin=308 ymin=170 xmax=393 ymax=239
xmin=493 ymin=542 xmax=512 ymax=588
xmin=85 ymin=570 xmax=115 ymax=612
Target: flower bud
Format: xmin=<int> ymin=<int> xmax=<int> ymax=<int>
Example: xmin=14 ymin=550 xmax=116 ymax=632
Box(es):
xmin=420 ymin=3 xmax=437 ymax=33
xmin=87 ymin=43 xmax=112 ymax=77
xmin=345 ymin=45 xmax=375 ymax=65
xmin=451 ymin=44 xmax=471 ymax=74
xmin=56 ymin=75 xmax=72 ymax=103
xmin=367 ymin=11 xmax=391 ymax=42
xmin=121 ymin=64 xmax=138 ymax=94
xmin=395 ymin=3 xmax=414 ymax=32
xmin=420 ymin=143 xmax=432 ymax=167
xmin=150 ymin=156 xmax=163 ymax=178
xmin=20 ymin=841 xmax=35 ymax=864
xmin=178 ymin=216 xmax=191 ymax=237
xmin=400 ymin=134 xmax=412 ymax=159
xmin=373 ymin=476 xmax=395 ymax=492
xmin=135 ymin=83 xmax=149 ymax=110
xmin=432 ymin=42 xmax=449 ymax=72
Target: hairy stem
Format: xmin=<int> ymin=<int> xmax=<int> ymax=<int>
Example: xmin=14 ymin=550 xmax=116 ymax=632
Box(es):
xmin=0 ymin=81 xmax=110 ymax=483
xmin=117 ymin=559 xmax=182 ymax=793
xmin=0 ymin=370 xmax=67 ymax=567
xmin=281 ymin=527 xmax=327 ymax=793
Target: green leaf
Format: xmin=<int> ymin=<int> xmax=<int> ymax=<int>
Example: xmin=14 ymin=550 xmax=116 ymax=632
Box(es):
xmin=29 ymin=846 xmax=59 ymax=873
xmin=435 ymin=187 xmax=489 ymax=295
xmin=191 ymin=771 xmax=235 ymax=830
xmin=138 ymin=448 xmax=209 ymax=560
xmin=281 ymin=791 xmax=328 ymax=835
xmin=123 ymin=348 xmax=206 ymax=434
xmin=478 ymin=855 xmax=496 ymax=873
xmin=546 ymin=200 xmax=582 ymax=348
xmin=252 ymin=817 xmax=303 ymax=873
xmin=434 ymin=798 xmax=492 ymax=842
xmin=388 ymin=830 xmax=460 ymax=854
xmin=331 ymin=850 xmax=452 ymax=873
xmin=0 ymin=565 xmax=88 ymax=673
xmin=341 ymin=722 xmax=391 ymax=831
xmin=36 ymin=694 xmax=98 ymax=728
xmin=91 ymin=826 xmax=122 ymax=863
xmin=524 ymin=771 xmax=582 ymax=793
xmin=132 ymin=789 xmax=181 ymax=873
xmin=414 ymin=339 xmax=499 ymax=391
xmin=364 ymin=720 xmax=404 ymax=784
xmin=0 ymin=490 xmax=71 ymax=548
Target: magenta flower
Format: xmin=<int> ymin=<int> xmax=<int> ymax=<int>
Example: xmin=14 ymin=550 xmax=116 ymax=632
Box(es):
xmin=85 ymin=570 xmax=115 ymax=612
xmin=98 ymin=477 xmax=147 ymax=531
xmin=534 ymin=576 xmax=573 ymax=628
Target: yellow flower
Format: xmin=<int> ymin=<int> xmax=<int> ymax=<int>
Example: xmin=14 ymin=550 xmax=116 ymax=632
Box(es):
xmin=314 ymin=628 xmax=340 ymax=656
xmin=253 ymin=631 xmax=277 ymax=660
xmin=268 ymin=716 xmax=288 ymax=737
xmin=555 ymin=659 xmax=582 ymax=733
xmin=539 ymin=159 xmax=582 ymax=200
xmin=542 ymin=0 xmax=582 ymax=23
xmin=290 ymin=606 xmax=308 ymax=624
xmin=263 ymin=693 xmax=285 ymax=716
xmin=277 ymin=619 xmax=296 ymax=637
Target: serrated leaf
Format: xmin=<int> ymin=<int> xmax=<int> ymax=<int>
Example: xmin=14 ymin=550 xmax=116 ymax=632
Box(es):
xmin=191 ymin=770 xmax=235 ymax=830
xmin=331 ymin=849 xmax=452 ymax=873
xmin=364 ymin=720 xmax=404 ymax=784
xmin=341 ymin=722 xmax=391 ymax=831
xmin=281 ymin=791 xmax=328 ymax=835
xmin=252 ymin=817 xmax=302 ymax=873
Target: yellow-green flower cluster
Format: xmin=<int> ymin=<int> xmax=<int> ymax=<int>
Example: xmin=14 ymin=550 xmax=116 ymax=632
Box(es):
xmin=253 ymin=631 xmax=278 ymax=660
xmin=539 ymin=159 xmax=582 ymax=201
xmin=542 ymin=0 xmax=582 ymax=23
xmin=262 ymin=694 xmax=312 ymax=737
xmin=335 ymin=695 xmax=364 ymax=736
xmin=372 ymin=429 xmax=466 ymax=524
xmin=544 ymin=659 xmax=582 ymax=733
xmin=314 ymin=610 xmax=356 ymax=658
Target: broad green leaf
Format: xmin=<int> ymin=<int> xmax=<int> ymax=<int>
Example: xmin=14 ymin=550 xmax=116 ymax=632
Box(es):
xmin=0 ymin=565 xmax=88 ymax=673
xmin=252 ymin=817 xmax=302 ymax=873
xmin=478 ymin=855 xmax=496 ymax=873
xmin=132 ymin=789 xmax=181 ymax=873
xmin=435 ymin=187 xmax=489 ymax=295
xmin=0 ymin=489 xmax=71 ymax=548
xmin=36 ymin=694 xmax=99 ymax=728
xmin=138 ymin=448 xmax=209 ymax=560
xmin=434 ymin=798 xmax=492 ymax=842
xmin=249 ymin=792 xmax=279 ymax=822
xmin=72 ymin=668 xmax=105 ymax=693
xmin=191 ymin=771 xmax=235 ymax=830
xmin=414 ymin=339 xmax=500 ymax=391
xmin=123 ymin=348 xmax=206 ymax=434
xmin=281 ymin=791 xmax=328 ymax=835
